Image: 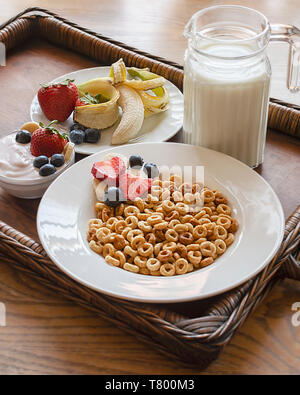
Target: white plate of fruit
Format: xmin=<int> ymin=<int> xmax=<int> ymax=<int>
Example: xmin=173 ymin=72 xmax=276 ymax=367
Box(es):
xmin=30 ymin=59 xmax=183 ymax=156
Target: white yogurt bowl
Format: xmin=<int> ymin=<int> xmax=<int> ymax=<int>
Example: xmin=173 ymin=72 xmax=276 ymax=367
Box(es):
xmin=0 ymin=131 xmax=75 ymax=199
xmin=0 ymin=150 xmax=75 ymax=199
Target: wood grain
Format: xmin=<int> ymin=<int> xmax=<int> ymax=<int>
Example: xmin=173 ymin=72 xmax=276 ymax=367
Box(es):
xmin=0 ymin=1 xmax=299 ymax=375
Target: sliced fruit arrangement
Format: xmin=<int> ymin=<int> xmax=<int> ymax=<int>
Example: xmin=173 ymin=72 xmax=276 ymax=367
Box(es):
xmin=91 ymin=153 xmax=158 ymax=206
xmin=37 ymin=59 xmax=169 ymax=147
xmin=16 ymin=120 xmax=75 ymax=177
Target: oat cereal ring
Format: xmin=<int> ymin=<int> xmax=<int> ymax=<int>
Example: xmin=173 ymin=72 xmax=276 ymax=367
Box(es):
xmin=176 ymin=243 xmax=188 ymax=258
xmin=217 ymin=204 xmax=232 ymax=216
xmin=139 ymin=268 xmax=150 ymax=275
xmin=165 ymin=228 xmax=179 ymax=242
xmin=127 ymin=228 xmax=143 ymax=242
xmin=179 ymin=183 xmax=193 ymax=194
xmin=179 ymin=232 xmax=194 ymax=245
xmin=187 ymin=244 xmax=201 ymax=251
xmin=124 ymin=245 xmax=138 ymax=258
xmin=165 ymin=210 xmax=180 ymax=222
xmin=183 ymin=193 xmax=196 ymax=205
xmin=174 ymin=258 xmax=189 ymax=275
xmin=88 ymin=218 xmax=104 ymax=229
xmin=133 ymin=197 xmax=145 ymax=212
xmin=115 ymin=220 xmax=127 ymax=234
xmin=131 ymin=235 xmax=146 ymax=250
xmin=194 ymin=237 xmax=207 ymax=245
xmin=89 ymin=240 xmax=103 ymax=255
xmin=123 ymin=262 xmax=140 ymax=273
xmin=154 ymin=229 xmax=165 ymax=242
xmin=180 ymin=215 xmax=193 ymax=224
xmin=225 ymin=232 xmax=235 ymax=246
xmin=174 ymin=223 xmax=188 ymax=233
xmin=138 ymin=243 xmax=154 ymax=257
xmin=192 ymin=183 xmax=202 ymax=194
xmin=169 ymin=174 xmax=182 ymax=186
xmin=200 ymin=241 xmax=216 ymax=257
xmin=175 ymin=202 xmax=189 ymax=215
xmin=157 ymin=249 xmax=172 ymax=262
xmin=106 ymin=217 xmax=118 ymax=230
xmin=147 ymin=214 xmax=163 ymax=226
xmin=102 ymin=207 xmax=113 ymax=222
xmin=137 ymin=213 xmax=150 ymax=221
xmin=213 ymin=225 xmax=227 ymax=240
xmin=134 ymin=255 xmax=148 ymax=268
xmin=197 ymin=217 xmax=211 ymax=226
xmin=125 ymin=215 xmax=139 ymax=229
xmin=185 ymin=223 xmax=194 ymax=233
xmin=153 ymin=242 xmax=163 ymax=256
xmin=162 ymin=200 xmax=175 ymax=213
xmin=146 ymin=258 xmax=161 ymax=272
xmin=210 ymin=215 xmax=219 ymax=222
xmin=162 ymin=241 xmax=177 ymax=252
xmin=114 ymin=250 xmax=126 ymax=267
xmin=194 ymin=210 xmax=207 ymax=220
xmin=193 ymin=225 xmax=207 ymax=239
xmin=96 ymin=227 xmax=111 ymax=243
xmin=102 ymin=243 xmax=116 ymax=258
xmin=160 ymin=263 xmax=175 ymax=276
xmin=200 ymin=257 xmax=214 ymax=268
xmin=172 ymin=190 xmax=183 ymax=202
xmin=187 ymin=250 xmax=202 ymax=265
xmin=204 ymin=222 xmax=216 ymax=236
xmin=202 ymin=189 xmax=215 ymax=203
xmin=124 ymin=205 xmax=140 ymax=217
xmin=215 ymin=239 xmax=227 ymax=255
xmin=145 ymin=232 xmax=156 ymax=245
xmin=113 ymin=234 xmax=126 ymax=250
xmin=214 ymin=192 xmax=228 ymax=205
xmin=138 ymin=221 xmax=152 ymax=233
xmin=154 ymin=221 xmax=168 ymax=231
xmin=160 ymin=189 xmax=171 ymax=201
xmin=105 ymin=255 xmax=120 ymax=267
xmin=228 ymin=218 xmax=239 ymax=233
xmin=187 ymin=263 xmax=194 ymax=272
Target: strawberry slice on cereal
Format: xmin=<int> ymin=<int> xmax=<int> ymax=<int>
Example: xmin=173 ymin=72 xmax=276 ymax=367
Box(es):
xmin=91 ymin=156 xmax=126 ymax=185
xmin=119 ymin=172 xmax=152 ymax=201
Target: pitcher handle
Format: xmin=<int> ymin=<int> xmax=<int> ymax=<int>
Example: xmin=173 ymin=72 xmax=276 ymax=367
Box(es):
xmin=270 ymin=24 xmax=300 ymax=92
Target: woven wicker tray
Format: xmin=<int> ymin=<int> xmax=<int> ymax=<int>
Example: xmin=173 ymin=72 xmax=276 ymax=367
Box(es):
xmin=0 ymin=7 xmax=299 ymax=368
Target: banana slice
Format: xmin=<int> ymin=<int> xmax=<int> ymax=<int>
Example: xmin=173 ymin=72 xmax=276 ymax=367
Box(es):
xmin=123 ymin=76 xmax=165 ymax=91
xmin=74 ymin=78 xmax=120 ymax=129
xmin=93 ymin=179 xmax=108 ymax=201
xmin=63 ymin=142 xmax=75 ymax=162
xmin=111 ymin=85 xmax=144 ymax=145
xmin=21 ymin=121 xmax=40 ymax=134
xmin=110 ymin=58 xmax=127 ymax=84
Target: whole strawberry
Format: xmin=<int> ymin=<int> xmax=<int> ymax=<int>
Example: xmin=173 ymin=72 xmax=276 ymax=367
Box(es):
xmin=31 ymin=121 xmax=68 ymax=157
xmin=38 ymin=79 xmax=79 ymax=122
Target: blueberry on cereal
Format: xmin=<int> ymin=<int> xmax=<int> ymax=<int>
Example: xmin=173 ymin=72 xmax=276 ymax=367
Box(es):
xmin=129 ymin=155 xmax=144 ymax=169
xmin=104 ymin=187 xmax=124 ymax=207
xmin=143 ymin=162 xmax=159 ymax=178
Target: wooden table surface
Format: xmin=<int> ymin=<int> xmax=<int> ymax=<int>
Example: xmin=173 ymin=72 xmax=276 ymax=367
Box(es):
xmin=0 ymin=0 xmax=299 ymax=375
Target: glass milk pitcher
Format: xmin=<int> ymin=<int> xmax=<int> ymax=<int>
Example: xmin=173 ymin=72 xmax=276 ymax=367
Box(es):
xmin=183 ymin=5 xmax=300 ymax=168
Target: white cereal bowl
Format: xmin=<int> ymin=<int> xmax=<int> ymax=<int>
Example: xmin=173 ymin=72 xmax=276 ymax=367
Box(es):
xmin=0 ymin=149 xmax=75 ymax=199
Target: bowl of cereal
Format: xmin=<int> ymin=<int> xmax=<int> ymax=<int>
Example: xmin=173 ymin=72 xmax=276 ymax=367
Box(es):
xmin=37 ymin=142 xmax=284 ymax=303
xmin=0 ymin=127 xmax=75 ymax=199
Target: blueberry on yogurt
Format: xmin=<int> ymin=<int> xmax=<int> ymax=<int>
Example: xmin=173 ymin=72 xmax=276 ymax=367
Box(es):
xmin=15 ymin=130 xmax=32 ymax=144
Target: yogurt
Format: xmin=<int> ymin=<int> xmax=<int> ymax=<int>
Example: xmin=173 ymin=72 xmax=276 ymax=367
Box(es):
xmin=0 ymin=133 xmax=43 ymax=180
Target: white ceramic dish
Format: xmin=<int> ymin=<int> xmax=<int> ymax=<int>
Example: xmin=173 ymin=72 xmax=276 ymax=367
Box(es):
xmin=30 ymin=66 xmax=184 ymax=156
xmin=37 ymin=142 xmax=285 ymax=303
